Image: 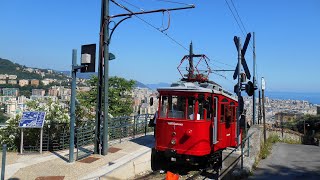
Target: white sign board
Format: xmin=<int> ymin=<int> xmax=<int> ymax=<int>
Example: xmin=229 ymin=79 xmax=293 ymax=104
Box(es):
xmin=261 ymin=77 xmax=266 ymax=90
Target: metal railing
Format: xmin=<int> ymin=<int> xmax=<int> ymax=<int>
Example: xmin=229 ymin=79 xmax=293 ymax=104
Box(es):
xmin=219 ymin=132 xmax=255 ymax=178
xmin=76 ymin=121 xmax=95 ymax=160
xmin=75 ymin=114 xmax=154 ymax=160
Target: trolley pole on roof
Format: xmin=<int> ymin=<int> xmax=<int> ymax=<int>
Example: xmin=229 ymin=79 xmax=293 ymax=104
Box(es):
xmin=189 ymin=42 xmax=194 ymax=78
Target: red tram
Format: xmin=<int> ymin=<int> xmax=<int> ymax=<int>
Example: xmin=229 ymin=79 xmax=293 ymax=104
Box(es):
xmin=151 ymin=43 xmax=242 ymax=171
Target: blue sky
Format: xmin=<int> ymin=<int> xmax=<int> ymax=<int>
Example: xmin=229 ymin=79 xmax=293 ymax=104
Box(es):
xmin=0 ymin=0 xmax=320 ymax=93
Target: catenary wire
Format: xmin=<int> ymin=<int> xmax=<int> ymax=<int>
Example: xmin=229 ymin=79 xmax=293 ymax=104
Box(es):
xmin=120 ymin=0 xmax=145 ymax=11
xmin=112 ymin=0 xmax=235 ymax=81
xmin=111 ymin=0 xmax=189 ymax=51
xmin=230 ymin=0 xmax=248 ymax=35
xmin=224 ymin=0 xmax=246 ymax=37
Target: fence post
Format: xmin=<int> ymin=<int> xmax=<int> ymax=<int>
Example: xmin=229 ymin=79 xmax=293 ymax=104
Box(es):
xmin=1 ymin=144 xmax=7 ymax=180
xmin=247 ymin=136 xmax=250 ymax=157
xmin=241 ymin=141 xmax=244 ymax=169
xmin=133 ymin=115 xmax=136 ymax=138
xmin=144 ymin=114 xmax=148 ymax=136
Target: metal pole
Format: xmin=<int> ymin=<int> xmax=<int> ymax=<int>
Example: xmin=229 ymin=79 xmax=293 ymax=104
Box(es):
xmin=95 ymin=0 xmax=105 ymax=155
xmin=262 ymin=88 xmax=266 ymax=144
xmin=241 ymin=141 xmax=244 ymax=169
xmin=40 ymin=128 xmax=43 ymax=154
xmin=1 ymin=144 xmax=7 ymax=180
xmin=258 ymin=90 xmax=262 ymax=124
xmin=69 ymin=49 xmax=77 ymax=163
xmin=252 ymin=32 xmax=256 ymax=125
xmin=304 ymin=119 xmax=306 ymax=136
xmin=237 ymin=37 xmax=242 ymax=145
xmin=20 ymin=129 xmax=23 ymax=154
xmin=102 ymin=0 xmax=110 ymax=155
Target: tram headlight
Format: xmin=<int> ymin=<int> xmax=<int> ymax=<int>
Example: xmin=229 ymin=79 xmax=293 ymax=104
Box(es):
xmin=171 ymin=138 xmax=176 ymax=145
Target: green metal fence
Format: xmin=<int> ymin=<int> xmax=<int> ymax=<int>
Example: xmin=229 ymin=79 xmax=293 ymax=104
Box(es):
xmin=75 ymin=114 xmax=155 ymax=160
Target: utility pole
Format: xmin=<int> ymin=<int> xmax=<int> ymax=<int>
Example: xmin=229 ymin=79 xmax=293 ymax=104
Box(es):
xmin=69 ymin=49 xmax=77 ymax=162
xmin=261 ymin=77 xmax=266 ymax=144
xmin=102 ymin=0 xmax=110 ymax=156
xmin=95 ymin=0 xmax=105 ymax=155
xmin=258 ymin=90 xmax=262 ymax=124
xmin=237 ymin=38 xmax=242 ymax=145
xmin=252 ymin=32 xmax=256 ymax=125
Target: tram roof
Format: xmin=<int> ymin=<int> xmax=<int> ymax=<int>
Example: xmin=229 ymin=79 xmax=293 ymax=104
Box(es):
xmin=157 ymin=81 xmax=238 ymax=101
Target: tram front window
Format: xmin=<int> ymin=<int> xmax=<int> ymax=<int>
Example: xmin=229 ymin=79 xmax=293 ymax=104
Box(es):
xmin=160 ymin=95 xmax=186 ymax=119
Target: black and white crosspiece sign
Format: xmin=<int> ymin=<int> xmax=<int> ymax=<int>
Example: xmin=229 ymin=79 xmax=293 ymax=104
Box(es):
xmin=19 ymin=111 xmax=46 ymax=128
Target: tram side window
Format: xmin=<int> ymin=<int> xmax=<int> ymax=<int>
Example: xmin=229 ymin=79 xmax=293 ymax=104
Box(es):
xmin=198 ymin=95 xmax=211 ymax=121
xmin=220 ymin=104 xmax=225 ymax=122
xmin=187 ymin=97 xmax=196 ymax=120
xmin=160 ymin=96 xmax=168 ymax=118
xmin=207 ymin=97 xmax=212 ymax=120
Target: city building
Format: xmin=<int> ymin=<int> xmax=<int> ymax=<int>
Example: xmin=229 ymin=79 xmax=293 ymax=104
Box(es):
xmin=48 ymin=88 xmax=59 ymax=97
xmin=31 ymin=79 xmax=40 ymax=87
xmin=8 ymin=75 xmax=17 ymax=79
xmin=19 ymin=79 xmax=29 ymax=87
xmin=32 ymin=89 xmax=45 ymax=96
xmin=24 ymin=68 xmax=34 ymax=73
xmin=41 ymin=79 xmax=51 ymax=86
xmin=0 ymin=80 xmax=6 ymax=85
xmin=2 ymin=88 xmax=19 ymax=97
xmin=5 ymin=99 xmax=18 ymax=117
xmin=0 ymin=74 xmax=7 ymax=79
xmin=8 ymin=80 xmax=17 ymax=85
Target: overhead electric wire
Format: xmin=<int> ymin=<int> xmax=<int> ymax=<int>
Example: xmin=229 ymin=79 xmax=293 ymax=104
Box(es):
xmin=230 ymin=0 xmax=248 ymax=34
xmin=120 ymin=0 xmax=145 ymax=11
xmin=152 ymin=0 xmax=192 ymax=6
xmin=112 ymin=0 xmax=236 ymax=83
xmin=111 ymin=0 xmax=189 ymax=51
xmin=224 ymin=0 xmax=246 ymax=37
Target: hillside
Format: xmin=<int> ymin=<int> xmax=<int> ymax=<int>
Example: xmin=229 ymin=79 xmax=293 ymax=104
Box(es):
xmin=0 ymin=58 xmax=68 ymax=80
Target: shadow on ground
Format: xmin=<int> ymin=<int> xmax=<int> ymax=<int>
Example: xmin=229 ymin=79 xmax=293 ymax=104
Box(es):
xmin=250 ymin=164 xmax=320 ymax=180
xmin=130 ymin=135 xmax=154 ymax=148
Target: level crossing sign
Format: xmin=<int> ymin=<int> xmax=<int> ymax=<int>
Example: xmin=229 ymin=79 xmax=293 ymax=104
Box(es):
xmin=19 ymin=111 xmax=46 ymax=128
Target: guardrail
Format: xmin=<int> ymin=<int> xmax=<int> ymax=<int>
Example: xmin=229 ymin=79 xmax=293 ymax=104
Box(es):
xmin=219 ymin=132 xmax=255 ymax=178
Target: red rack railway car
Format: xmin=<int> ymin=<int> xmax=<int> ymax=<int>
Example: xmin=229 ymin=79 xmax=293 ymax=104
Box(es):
xmin=151 ymin=43 xmax=242 ymax=171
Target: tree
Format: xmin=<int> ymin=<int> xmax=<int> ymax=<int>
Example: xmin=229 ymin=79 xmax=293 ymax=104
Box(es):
xmin=77 ymin=76 xmax=135 ymax=118
xmin=0 ymin=98 xmax=70 ymax=151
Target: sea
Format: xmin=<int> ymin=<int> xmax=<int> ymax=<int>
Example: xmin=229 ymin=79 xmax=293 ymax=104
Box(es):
xmin=265 ymin=91 xmax=320 ymax=105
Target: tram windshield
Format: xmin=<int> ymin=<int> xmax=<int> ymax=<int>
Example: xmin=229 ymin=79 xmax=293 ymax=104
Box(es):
xmin=159 ymin=94 xmax=211 ymax=120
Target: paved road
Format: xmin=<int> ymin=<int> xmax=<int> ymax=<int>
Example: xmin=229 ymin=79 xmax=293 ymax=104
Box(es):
xmin=250 ymin=143 xmax=320 ymax=180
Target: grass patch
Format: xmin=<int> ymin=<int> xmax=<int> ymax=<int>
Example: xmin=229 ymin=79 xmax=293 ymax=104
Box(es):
xmin=259 ymin=134 xmax=280 ymax=159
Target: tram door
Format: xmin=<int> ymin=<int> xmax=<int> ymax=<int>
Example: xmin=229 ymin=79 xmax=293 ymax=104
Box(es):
xmin=221 ymin=98 xmax=233 ymax=147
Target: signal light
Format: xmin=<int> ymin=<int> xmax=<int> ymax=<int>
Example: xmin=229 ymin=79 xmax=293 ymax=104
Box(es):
xmin=245 ymin=81 xmax=254 ymax=96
